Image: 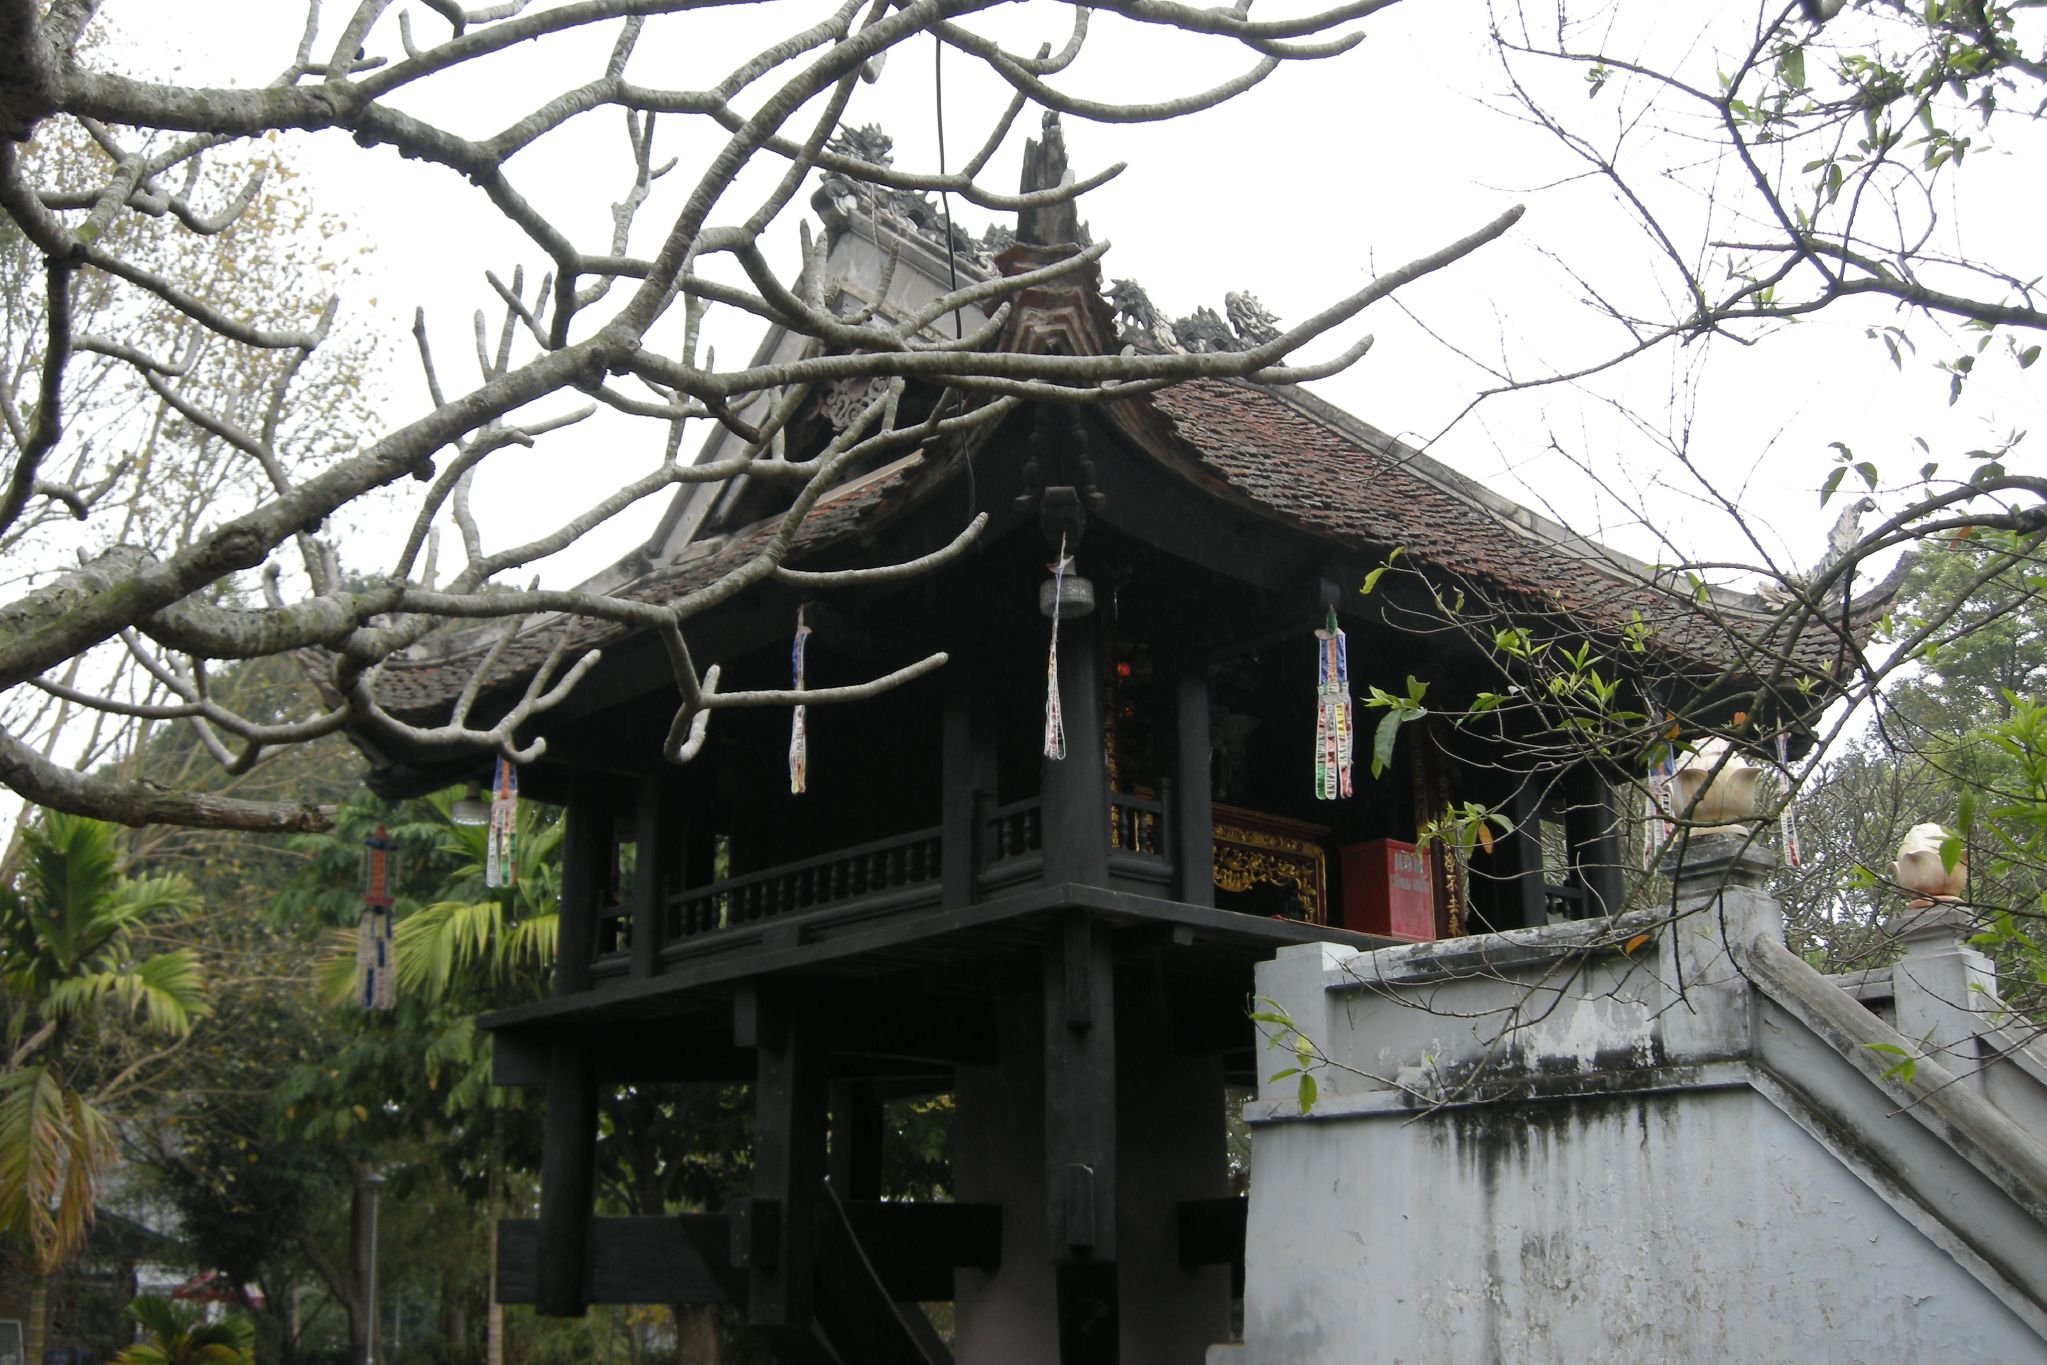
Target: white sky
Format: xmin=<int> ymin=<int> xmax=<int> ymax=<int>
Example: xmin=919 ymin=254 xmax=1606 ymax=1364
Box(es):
xmin=97 ymin=0 xmax=2047 ymax=595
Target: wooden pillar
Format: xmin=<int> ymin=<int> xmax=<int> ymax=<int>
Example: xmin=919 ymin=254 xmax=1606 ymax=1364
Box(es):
xmin=1171 ymin=662 xmax=1213 ymax=907
xmin=1566 ymin=766 xmax=1626 ymax=917
xmin=630 ymin=776 xmax=676 ymax=979
xmin=555 ymin=775 xmax=611 ymax=997
xmin=534 ymin=1034 xmax=597 ymax=1317
xmin=942 ymin=667 xmax=980 ymax=909
xmin=1503 ymin=779 xmax=1548 ymax=930
xmin=1045 ymin=913 xmax=1118 ymax=1362
xmin=1043 ymin=609 xmax=1109 ymax=888
xmin=827 ymin=1080 xmax=885 ymax=1201
xmin=735 ymin=983 xmax=827 ymax=1338
xmin=535 ymin=775 xmax=611 ymax=1317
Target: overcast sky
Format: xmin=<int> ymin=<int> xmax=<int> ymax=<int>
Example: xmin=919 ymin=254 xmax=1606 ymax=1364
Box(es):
xmin=99 ymin=0 xmax=2047 ymax=594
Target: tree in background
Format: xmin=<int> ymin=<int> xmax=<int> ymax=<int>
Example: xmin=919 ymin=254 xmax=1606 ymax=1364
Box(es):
xmin=0 ymin=94 xmax=377 ymax=855
xmin=1777 ymin=532 xmax=2047 ymax=997
xmin=0 ymin=811 xmax=204 ymax=1362
xmin=0 ymin=0 xmax=1522 ymax=832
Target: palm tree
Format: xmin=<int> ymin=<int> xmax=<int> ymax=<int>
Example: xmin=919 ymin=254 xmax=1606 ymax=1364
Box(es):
xmin=112 ymin=1294 xmax=256 ymax=1365
xmin=0 ymin=811 xmax=203 ymax=1358
xmin=392 ymin=791 xmax=562 ymax=1006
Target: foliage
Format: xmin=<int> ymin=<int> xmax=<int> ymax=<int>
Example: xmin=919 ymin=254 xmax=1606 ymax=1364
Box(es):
xmin=0 ymin=811 xmax=200 ymax=1273
xmin=112 ymin=1295 xmax=256 ymax=1365
xmin=1776 ymin=536 xmax=2047 ymax=1004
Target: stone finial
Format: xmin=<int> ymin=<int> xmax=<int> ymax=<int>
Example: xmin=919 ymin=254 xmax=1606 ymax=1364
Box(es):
xmin=1893 ymin=822 xmax=1967 ymax=903
xmin=1017 ymin=112 xmax=1080 ymax=247
xmin=1670 ymin=738 xmax=1763 ymax=833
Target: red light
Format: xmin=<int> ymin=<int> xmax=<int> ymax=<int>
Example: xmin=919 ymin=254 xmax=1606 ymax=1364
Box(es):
xmin=1114 ymin=662 xmax=1132 ymax=678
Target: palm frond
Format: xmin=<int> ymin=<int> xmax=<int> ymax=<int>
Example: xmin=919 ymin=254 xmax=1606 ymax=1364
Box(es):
xmin=395 ymin=898 xmax=506 ymax=1000
xmin=45 ymin=950 xmax=206 ymax=1036
xmin=0 ymin=1065 xmax=114 ymax=1272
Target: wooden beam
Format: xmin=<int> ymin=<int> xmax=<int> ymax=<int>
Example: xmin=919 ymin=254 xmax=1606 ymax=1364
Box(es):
xmin=493 ymin=1024 xmax=750 ymax=1088
xmin=836 ymin=1200 xmax=1002 ymax=1300
xmin=813 ymin=1191 xmax=957 ymax=1365
xmin=498 ymin=1216 xmax=730 ymax=1306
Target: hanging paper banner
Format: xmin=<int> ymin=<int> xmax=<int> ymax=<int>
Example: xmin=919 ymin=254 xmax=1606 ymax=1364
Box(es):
xmin=486 ymin=756 xmax=519 ymax=889
xmin=1776 ymin=730 xmax=1803 ymax=869
xmin=1644 ymin=744 xmax=1676 ymax=870
xmin=1313 ymin=609 xmax=1353 ymax=799
xmin=1044 ymin=536 xmax=1069 ymax=761
xmin=356 ymin=825 xmax=397 ymax=1011
xmin=789 ymin=607 xmax=811 ymax=794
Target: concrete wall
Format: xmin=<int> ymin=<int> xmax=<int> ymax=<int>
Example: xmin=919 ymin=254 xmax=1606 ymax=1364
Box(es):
xmin=1239 ymin=1087 xmax=2041 ymax=1364
xmin=1226 ymin=836 xmax=2047 ymax=1364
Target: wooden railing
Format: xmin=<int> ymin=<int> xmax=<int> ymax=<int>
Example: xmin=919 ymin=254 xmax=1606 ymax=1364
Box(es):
xmin=665 ymin=826 xmax=943 ymax=940
xmin=636 ymin=785 xmax=1182 ymax=957
xmin=975 ymin=795 xmax=1043 ymax=891
xmin=1110 ymin=790 xmax=1167 ymax=858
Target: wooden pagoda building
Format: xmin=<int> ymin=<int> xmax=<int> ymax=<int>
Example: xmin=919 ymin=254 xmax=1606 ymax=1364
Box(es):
xmin=356 ymin=121 xmax=1895 ymax=1363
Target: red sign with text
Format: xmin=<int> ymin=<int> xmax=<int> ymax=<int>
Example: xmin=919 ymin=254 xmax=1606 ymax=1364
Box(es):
xmin=1340 ymin=839 xmax=1437 ymax=941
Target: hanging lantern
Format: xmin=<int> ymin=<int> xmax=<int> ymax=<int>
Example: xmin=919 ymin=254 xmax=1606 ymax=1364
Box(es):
xmin=789 ymin=606 xmax=811 ymax=795
xmin=1313 ymin=609 xmax=1353 ymax=800
xmin=485 ymin=756 xmax=519 ymax=889
xmin=355 ymin=826 xmax=397 ymax=1012
xmin=1043 ymin=536 xmax=1078 ymax=761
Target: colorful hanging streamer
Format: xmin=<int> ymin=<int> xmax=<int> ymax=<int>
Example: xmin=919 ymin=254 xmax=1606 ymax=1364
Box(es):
xmin=1644 ymin=742 xmax=1676 ymax=870
xmin=1776 ymin=730 xmax=1803 ymax=868
xmin=1314 ymin=610 xmax=1354 ymax=799
xmin=485 ymin=756 xmax=519 ymax=889
xmin=355 ymin=825 xmax=397 ymax=1012
xmin=789 ymin=607 xmax=811 ymax=794
xmin=1043 ymin=535 xmax=1069 ymax=762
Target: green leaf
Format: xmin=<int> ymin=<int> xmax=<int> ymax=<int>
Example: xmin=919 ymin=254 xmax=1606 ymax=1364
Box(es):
xmin=1780 ymin=46 xmax=1805 ymax=89
xmin=1865 ymin=1042 xmax=1918 ymax=1085
xmin=1297 ymin=1072 xmax=1318 ymax=1114
xmin=1939 ymin=833 xmax=1964 ymax=876
xmin=1371 ymin=708 xmax=1404 ymax=779
xmin=1820 ymin=467 xmax=1846 ymax=504
xmin=2021 ymin=345 xmax=2041 ymax=370
xmin=1854 ymin=461 xmax=1878 ymax=490
xmin=1358 ymin=547 xmax=1403 ymax=597
xmin=1956 ymin=787 xmax=1976 ymax=836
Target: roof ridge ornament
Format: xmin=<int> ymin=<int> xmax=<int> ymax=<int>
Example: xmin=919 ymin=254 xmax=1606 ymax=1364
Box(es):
xmin=1017 ymin=112 xmax=1083 ymax=248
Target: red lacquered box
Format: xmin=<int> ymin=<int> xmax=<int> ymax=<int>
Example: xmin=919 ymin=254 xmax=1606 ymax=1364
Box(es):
xmin=1340 ymin=839 xmax=1436 ymax=941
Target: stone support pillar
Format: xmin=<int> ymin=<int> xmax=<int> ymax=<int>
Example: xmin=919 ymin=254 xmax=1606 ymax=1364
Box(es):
xmin=1885 ymin=902 xmax=2000 ymax=1084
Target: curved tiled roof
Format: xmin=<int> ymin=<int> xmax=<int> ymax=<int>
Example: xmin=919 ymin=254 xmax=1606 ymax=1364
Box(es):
xmin=1142 ymin=376 xmax=1891 ymax=687
xmin=369 ymin=375 xmax=1892 ymax=726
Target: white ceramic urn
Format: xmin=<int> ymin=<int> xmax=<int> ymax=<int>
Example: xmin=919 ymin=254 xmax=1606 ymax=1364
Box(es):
xmin=1893 ymin=822 xmax=1968 ymax=902
xmin=1669 ymin=738 xmax=1763 ymax=833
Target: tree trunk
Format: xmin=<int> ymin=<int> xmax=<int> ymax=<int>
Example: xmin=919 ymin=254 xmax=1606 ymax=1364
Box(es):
xmin=23 ymin=1272 xmax=48 ymax=1365
xmin=349 ymin=1162 xmax=375 ymax=1365
xmin=486 ymin=1111 xmax=504 ymax=1365
xmin=673 ymin=1303 xmax=721 ymax=1363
